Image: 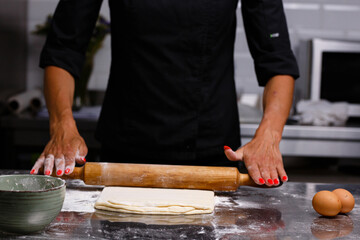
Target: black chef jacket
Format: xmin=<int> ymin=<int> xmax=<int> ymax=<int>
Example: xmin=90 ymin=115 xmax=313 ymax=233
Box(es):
xmin=40 ymin=0 xmax=299 ymax=166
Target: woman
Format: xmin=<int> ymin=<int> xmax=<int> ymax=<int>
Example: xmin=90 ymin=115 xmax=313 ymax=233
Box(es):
xmin=30 ymin=0 xmax=299 ymax=187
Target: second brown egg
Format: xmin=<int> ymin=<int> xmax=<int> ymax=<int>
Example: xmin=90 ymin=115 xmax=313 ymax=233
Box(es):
xmin=332 ymin=188 xmax=355 ymax=214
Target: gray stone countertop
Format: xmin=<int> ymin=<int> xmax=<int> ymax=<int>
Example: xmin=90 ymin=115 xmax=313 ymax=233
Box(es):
xmin=0 ymin=170 xmax=359 ymax=239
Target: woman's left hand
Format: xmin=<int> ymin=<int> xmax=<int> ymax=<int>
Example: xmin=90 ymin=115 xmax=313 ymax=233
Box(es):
xmin=224 ymin=128 xmax=287 ymax=187
xmin=225 ymin=75 xmax=295 ymax=186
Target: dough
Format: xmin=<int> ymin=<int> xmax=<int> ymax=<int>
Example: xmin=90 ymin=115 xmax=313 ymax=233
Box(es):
xmin=94 ymin=187 xmax=214 ymax=215
xmin=94 ymin=211 xmax=212 ymax=225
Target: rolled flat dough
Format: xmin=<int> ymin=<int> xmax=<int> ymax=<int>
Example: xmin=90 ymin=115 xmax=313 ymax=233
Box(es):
xmin=94 ymin=187 xmax=214 ymax=215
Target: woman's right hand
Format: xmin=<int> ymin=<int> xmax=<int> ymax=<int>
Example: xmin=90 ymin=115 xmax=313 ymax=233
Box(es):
xmin=30 ymin=119 xmax=87 ymax=176
xmin=31 ymin=66 xmax=86 ymax=176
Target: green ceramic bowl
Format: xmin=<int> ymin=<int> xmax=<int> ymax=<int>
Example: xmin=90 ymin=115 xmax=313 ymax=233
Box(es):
xmin=0 ymin=175 xmax=66 ymax=234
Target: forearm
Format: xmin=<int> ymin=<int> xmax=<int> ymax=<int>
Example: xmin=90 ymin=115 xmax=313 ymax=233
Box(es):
xmin=225 ymin=75 xmax=294 ymax=185
xmin=44 ymin=66 xmax=76 ymax=135
xmin=255 ymin=75 xmax=295 ymax=141
xmin=31 ymin=66 xmax=87 ymax=176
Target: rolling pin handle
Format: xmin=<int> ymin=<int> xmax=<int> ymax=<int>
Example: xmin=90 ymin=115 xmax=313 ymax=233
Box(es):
xmin=236 ymin=171 xmax=283 ymax=188
xmin=48 ymin=165 xmax=85 ymax=180
xmin=237 ymin=172 xmax=258 ymax=187
xmin=64 ymin=165 xmax=85 ymax=180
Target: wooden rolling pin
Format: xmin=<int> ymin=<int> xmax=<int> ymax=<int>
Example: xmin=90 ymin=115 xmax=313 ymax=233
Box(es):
xmin=54 ymin=162 xmax=278 ymax=191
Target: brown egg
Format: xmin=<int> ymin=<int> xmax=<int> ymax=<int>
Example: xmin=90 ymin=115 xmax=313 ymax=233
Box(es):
xmin=312 ymin=191 xmax=342 ymax=217
xmin=332 ymin=188 xmax=355 ymax=214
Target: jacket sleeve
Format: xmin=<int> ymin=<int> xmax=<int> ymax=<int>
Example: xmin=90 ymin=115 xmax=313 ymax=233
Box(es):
xmin=39 ymin=0 xmax=103 ymax=80
xmin=241 ymin=0 xmax=299 ymax=86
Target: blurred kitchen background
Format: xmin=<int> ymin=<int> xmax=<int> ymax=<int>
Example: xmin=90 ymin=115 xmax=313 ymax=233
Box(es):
xmin=0 ymin=0 xmax=360 ymax=183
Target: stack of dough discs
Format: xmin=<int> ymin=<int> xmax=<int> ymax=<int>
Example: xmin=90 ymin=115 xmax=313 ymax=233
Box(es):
xmin=94 ymin=187 xmax=215 ymax=215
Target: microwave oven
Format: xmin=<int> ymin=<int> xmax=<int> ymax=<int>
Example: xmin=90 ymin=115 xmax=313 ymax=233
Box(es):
xmin=309 ymin=38 xmax=360 ymax=117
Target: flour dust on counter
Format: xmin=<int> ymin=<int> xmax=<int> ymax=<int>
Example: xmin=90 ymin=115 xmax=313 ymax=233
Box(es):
xmin=60 ymin=179 xmax=104 ymax=213
xmin=61 ymin=189 xmax=101 ymax=213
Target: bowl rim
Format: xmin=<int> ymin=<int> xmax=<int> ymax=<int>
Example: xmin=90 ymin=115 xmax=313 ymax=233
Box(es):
xmin=0 ymin=174 xmax=66 ymax=193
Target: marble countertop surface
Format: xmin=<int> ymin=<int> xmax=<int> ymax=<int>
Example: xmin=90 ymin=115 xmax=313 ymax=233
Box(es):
xmin=0 ymin=170 xmax=359 ymax=239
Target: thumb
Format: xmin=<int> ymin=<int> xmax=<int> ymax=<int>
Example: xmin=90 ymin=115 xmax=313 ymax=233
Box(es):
xmin=75 ymin=146 xmax=87 ymax=165
xmin=224 ymin=145 xmax=244 ymax=161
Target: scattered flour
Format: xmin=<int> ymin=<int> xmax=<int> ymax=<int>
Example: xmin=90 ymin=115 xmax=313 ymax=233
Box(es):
xmin=215 ymin=195 xmax=261 ymax=209
xmin=61 ymin=189 xmax=101 ymax=213
xmin=214 ymin=196 xmax=233 ymax=207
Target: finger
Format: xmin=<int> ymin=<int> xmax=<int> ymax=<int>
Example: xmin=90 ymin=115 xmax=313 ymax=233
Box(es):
xmin=64 ymin=152 xmax=76 ymax=175
xmin=75 ymin=148 xmax=87 ymax=166
xmin=277 ymin=165 xmax=288 ymax=183
xmin=259 ymin=164 xmax=272 ymax=186
xmin=30 ymin=155 xmax=45 ymax=175
xmin=44 ymin=154 xmax=55 ymax=175
xmin=273 ymin=177 xmax=280 ymax=186
xmin=54 ymin=155 xmax=65 ymax=176
xmin=246 ymin=162 xmax=265 ymax=185
xmin=224 ymin=146 xmax=244 ymax=161
xmin=269 ymin=167 xmax=279 ymax=186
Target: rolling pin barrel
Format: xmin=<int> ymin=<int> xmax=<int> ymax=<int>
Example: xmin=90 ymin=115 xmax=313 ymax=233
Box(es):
xmin=84 ymin=162 xmax=244 ymax=191
xmin=59 ymin=162 xmax=262 ymax=191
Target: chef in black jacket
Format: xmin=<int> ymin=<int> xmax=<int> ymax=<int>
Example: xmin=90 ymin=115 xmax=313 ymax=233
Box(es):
xmin=31 ymin=0 xmax=299 ymax=186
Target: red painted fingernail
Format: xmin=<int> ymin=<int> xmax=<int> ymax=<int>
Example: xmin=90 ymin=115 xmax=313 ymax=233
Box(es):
xmin=259 ymin=178 xmax=265 ymax=184
xmin=274 ymin=179 xmax=279 ymax=185
xmin=224 ymin=146 xmax=231 ymax=150
xmin=57 ymin=170 xmax=63 ymax=175
xmin=45 ymin=170 xmax=50 ymax=176
xmin=65 ymin=168 xmax=70 ymax=174
xmin=30 ymin=169 xmax=35 ymax=174
xmin=267 ymin=179 xmax=273 ymax=184
xmin=282 ymin=176 xmax=288 ymax=181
